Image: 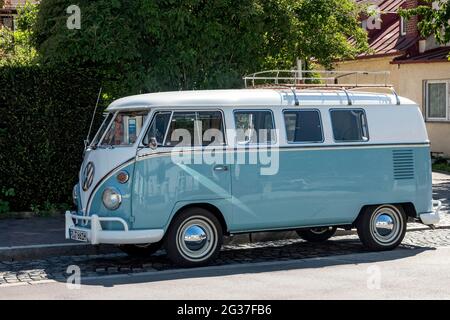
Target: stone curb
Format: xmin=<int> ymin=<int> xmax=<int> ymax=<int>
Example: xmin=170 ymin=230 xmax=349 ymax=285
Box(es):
xmin=0 ymin=243 xmax=120 ymax=262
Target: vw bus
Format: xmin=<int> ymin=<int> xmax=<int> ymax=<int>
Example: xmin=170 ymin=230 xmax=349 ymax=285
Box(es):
xmin=66 ymin=71 xmax=442 ymax=267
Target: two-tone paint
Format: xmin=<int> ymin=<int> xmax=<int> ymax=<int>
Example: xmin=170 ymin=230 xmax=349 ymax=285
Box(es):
xmin=66 ymin=89 xmax=439 ymax=245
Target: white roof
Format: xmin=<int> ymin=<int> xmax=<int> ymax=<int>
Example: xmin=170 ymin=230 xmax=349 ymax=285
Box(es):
xmin=107 ymin=89 xmax=416 ymax=111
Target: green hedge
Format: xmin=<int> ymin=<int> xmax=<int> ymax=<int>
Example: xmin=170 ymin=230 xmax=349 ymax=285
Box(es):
xmin=0 ymin=66 xmax=104 ymax=211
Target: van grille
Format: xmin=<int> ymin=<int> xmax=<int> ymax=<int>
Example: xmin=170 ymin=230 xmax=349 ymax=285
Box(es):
xmin=393 ymin=150 xmax=415 ymax=180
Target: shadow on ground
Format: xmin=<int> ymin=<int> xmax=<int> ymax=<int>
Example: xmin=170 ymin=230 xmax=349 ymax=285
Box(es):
xmin=75 ymin=240 xmax=435 ymax=287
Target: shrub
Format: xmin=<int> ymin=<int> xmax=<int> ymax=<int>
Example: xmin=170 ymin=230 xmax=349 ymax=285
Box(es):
xmin=0 ymin=66 xmax=104 ymax=211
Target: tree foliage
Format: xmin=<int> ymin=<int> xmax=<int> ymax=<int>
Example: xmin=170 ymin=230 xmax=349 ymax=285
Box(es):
xmin=400 ymin=0 xmax=450 ymax=45
xmin=34 ymin=0 xmax=368 ymax=98
xmin=0 ymin=1 xmax=38 ymax=66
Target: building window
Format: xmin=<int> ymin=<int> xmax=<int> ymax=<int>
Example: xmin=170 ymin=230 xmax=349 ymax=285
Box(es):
xmin=0 ymin=16 xmax=15 ymax=30
xmin=426 ymin=81 xmax=449 ymax=121
xmin=400 ymin=16 xmax=407 ymax=36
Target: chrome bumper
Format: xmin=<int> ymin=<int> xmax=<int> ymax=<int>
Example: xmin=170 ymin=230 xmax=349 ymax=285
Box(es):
xmin=419 ymin=200 xmax=442 ymax=225
xmin=65 ymin=211 xmax=164 ymax=245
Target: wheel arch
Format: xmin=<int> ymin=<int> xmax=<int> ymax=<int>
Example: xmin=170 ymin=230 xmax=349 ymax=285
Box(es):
xmin=353 ymin=202 xmax=417 ymax=226
xmin=169 ymin=202 xmax=229 ymax=235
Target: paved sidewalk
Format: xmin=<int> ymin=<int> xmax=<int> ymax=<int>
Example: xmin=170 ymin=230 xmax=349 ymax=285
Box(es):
xmin=0 ymin=216 xmax=70 ymax=248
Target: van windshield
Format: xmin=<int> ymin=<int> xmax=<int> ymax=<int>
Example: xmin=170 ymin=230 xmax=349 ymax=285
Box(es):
xmin=100 ymin=111 xmax=149 ymax=147
xmin=90 ymin=113 xmax=114 ymax=147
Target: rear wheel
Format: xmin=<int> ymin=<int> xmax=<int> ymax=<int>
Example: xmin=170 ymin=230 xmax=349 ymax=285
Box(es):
xmin=164 ymin=207 xmax=223 ymax=267
xmin=119 ymin=243 xmax=161 ymax=257
xmin=356 ymin=204 xmax=406 ymax=251
xmin=296 ymin=226 xmax=337 ymax=242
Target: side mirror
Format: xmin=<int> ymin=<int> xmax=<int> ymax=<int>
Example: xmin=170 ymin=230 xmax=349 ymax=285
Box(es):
xmin=149 ymin=137 xmax=158 ymax=150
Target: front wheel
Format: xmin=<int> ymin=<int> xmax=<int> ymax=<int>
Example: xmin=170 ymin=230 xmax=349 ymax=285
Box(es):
xmin=356 ymin=205 xmax=407 ymax=251
xmin=296 ymin=226 xmax=337 ymax=242
xmin=164 ymin=207 xmax=223 ymax=267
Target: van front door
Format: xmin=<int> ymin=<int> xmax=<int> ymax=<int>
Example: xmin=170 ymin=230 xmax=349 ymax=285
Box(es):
xmin=80 ymin=110 xmax=148 ymax=215
xmin=132 ymin=110 xmax=232 ymax=230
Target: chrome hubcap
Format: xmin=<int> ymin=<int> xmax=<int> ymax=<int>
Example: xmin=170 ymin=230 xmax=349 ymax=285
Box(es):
xmin=176 ymin=217 xmax=217 ymax=262
xmin=369 ymin=206 xmax=402 ymax=245
xmin=375 ymin=214 xmax=394 ymax=237
xmin=183 ymin=225 xmax=208 ymax=251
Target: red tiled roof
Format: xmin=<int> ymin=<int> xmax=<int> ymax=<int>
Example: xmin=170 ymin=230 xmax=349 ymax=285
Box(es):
xmin=393 ymin=46 xmax=450 ymax=64
xmin=350 ymin=0 xmax=419 ymax=59
xmin=361 ymin=19 xmax=419 ymax=57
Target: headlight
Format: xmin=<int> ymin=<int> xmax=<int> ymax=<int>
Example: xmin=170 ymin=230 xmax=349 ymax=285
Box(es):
xmin=73 ymin=185 xmax=78 ymax=206
xmin=102 ymin=187 xmax=122 ymax=210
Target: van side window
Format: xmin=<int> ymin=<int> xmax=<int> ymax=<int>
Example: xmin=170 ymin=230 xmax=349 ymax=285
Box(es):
xmin=283 ymin=110 xmax=323 ymax=143
xmin=164 ymin=111 xmax=225 ymax=147
xmin=330 ymin=109 xmax=369 ymax=142
xmin=144 ymin=111 xmax=171 ymax=146
xmin=234 ymin=110 xmax=276 ymax=144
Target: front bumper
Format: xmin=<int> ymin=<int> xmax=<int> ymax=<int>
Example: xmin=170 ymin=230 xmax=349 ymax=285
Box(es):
xmin=65 ymin=211 xmax=164 ymax=245
xmin=420 ymin=200 xmax=442 ymax=225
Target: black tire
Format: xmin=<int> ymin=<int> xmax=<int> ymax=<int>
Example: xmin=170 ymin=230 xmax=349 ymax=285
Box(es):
xmin=164 ymin=207 xmax=223 ymax=267
xmin=356 ymin=204 xmax=407 ymax=251
xmin=119 ymin=242 xmax=161 ymax=257
xmin=296 ymin=226 xmax=337 ymax=242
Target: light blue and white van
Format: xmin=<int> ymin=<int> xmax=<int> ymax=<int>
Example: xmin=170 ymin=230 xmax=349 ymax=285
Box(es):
xmin=66 ymin=71 xmax=441 ymax=267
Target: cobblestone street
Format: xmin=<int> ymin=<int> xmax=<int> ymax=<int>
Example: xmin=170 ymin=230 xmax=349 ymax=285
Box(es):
xmin=1 ymin=225 xmax=449 ymax=286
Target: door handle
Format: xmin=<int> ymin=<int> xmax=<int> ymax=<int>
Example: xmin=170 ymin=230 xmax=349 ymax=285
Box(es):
xmin=213 ymin=165 xmax=229 ymax=172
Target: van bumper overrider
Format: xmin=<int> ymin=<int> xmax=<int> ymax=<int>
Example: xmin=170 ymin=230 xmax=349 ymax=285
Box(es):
xmin=419 ymin=200 xmax=442 ymax=225
xmin=65 ymin=211 xmax=164 ymax=245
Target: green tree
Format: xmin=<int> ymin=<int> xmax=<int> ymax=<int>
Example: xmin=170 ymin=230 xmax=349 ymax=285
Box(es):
xmin=400 ymin=0 xmax=450 ymax=46
xmin=0 ymin=1 xmax=38 ymax=66
xmin=33 ymin=0 xmax=368 ymax=97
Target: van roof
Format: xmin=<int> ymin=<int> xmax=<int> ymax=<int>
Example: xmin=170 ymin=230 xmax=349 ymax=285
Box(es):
xmin=106 ymin=89 xmax=416 ymax=111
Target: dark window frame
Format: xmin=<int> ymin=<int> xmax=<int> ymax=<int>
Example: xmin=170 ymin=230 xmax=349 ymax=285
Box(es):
xmin=142 ymin=109 xmax=227 ymax=148
xmin=329 ymin=108 xmax=370 ymax=143
xmin=233 ymin=109 xmax=277 ymax=145
xmin=282 ymin=109 xmax=324 ymax=144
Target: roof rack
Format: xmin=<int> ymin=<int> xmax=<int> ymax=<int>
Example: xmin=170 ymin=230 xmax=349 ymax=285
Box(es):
xmin=243 ymin=70 xmax=401 ymax=105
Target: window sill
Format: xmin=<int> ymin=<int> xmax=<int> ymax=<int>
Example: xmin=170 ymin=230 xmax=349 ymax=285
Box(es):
xmin=425 ymin=119 xmax=450 ymax=123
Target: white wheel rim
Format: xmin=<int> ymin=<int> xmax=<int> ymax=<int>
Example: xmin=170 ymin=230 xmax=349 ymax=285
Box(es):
xmin=176 ymin=216 xmax=217 ymax=262
xmin=369 ymin=206 xmax=403 ymax=246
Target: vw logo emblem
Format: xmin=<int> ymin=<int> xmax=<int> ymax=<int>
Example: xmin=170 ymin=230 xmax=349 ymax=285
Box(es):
xmin=82 ymin=162 xmax=95 ymax=191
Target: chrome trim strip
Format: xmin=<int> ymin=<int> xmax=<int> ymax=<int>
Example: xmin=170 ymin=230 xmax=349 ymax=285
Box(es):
xmin=136 ymin=143 xmax=430 ymax=162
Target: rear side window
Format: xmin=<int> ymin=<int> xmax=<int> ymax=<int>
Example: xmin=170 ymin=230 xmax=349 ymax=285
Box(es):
xmin=164 ymin=111 xmax=225 ymax=147
xmin=330 ymin=109 xmax=369 ymax=142
xmin=234 ymin=110 xmax=276 ymax=144
xmin=284 ymin=110 xmax=323 ymax=143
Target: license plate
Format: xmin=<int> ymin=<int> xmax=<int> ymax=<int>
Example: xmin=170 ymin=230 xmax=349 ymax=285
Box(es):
xmin=70 ymin=229 xmax=88 ymax=242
